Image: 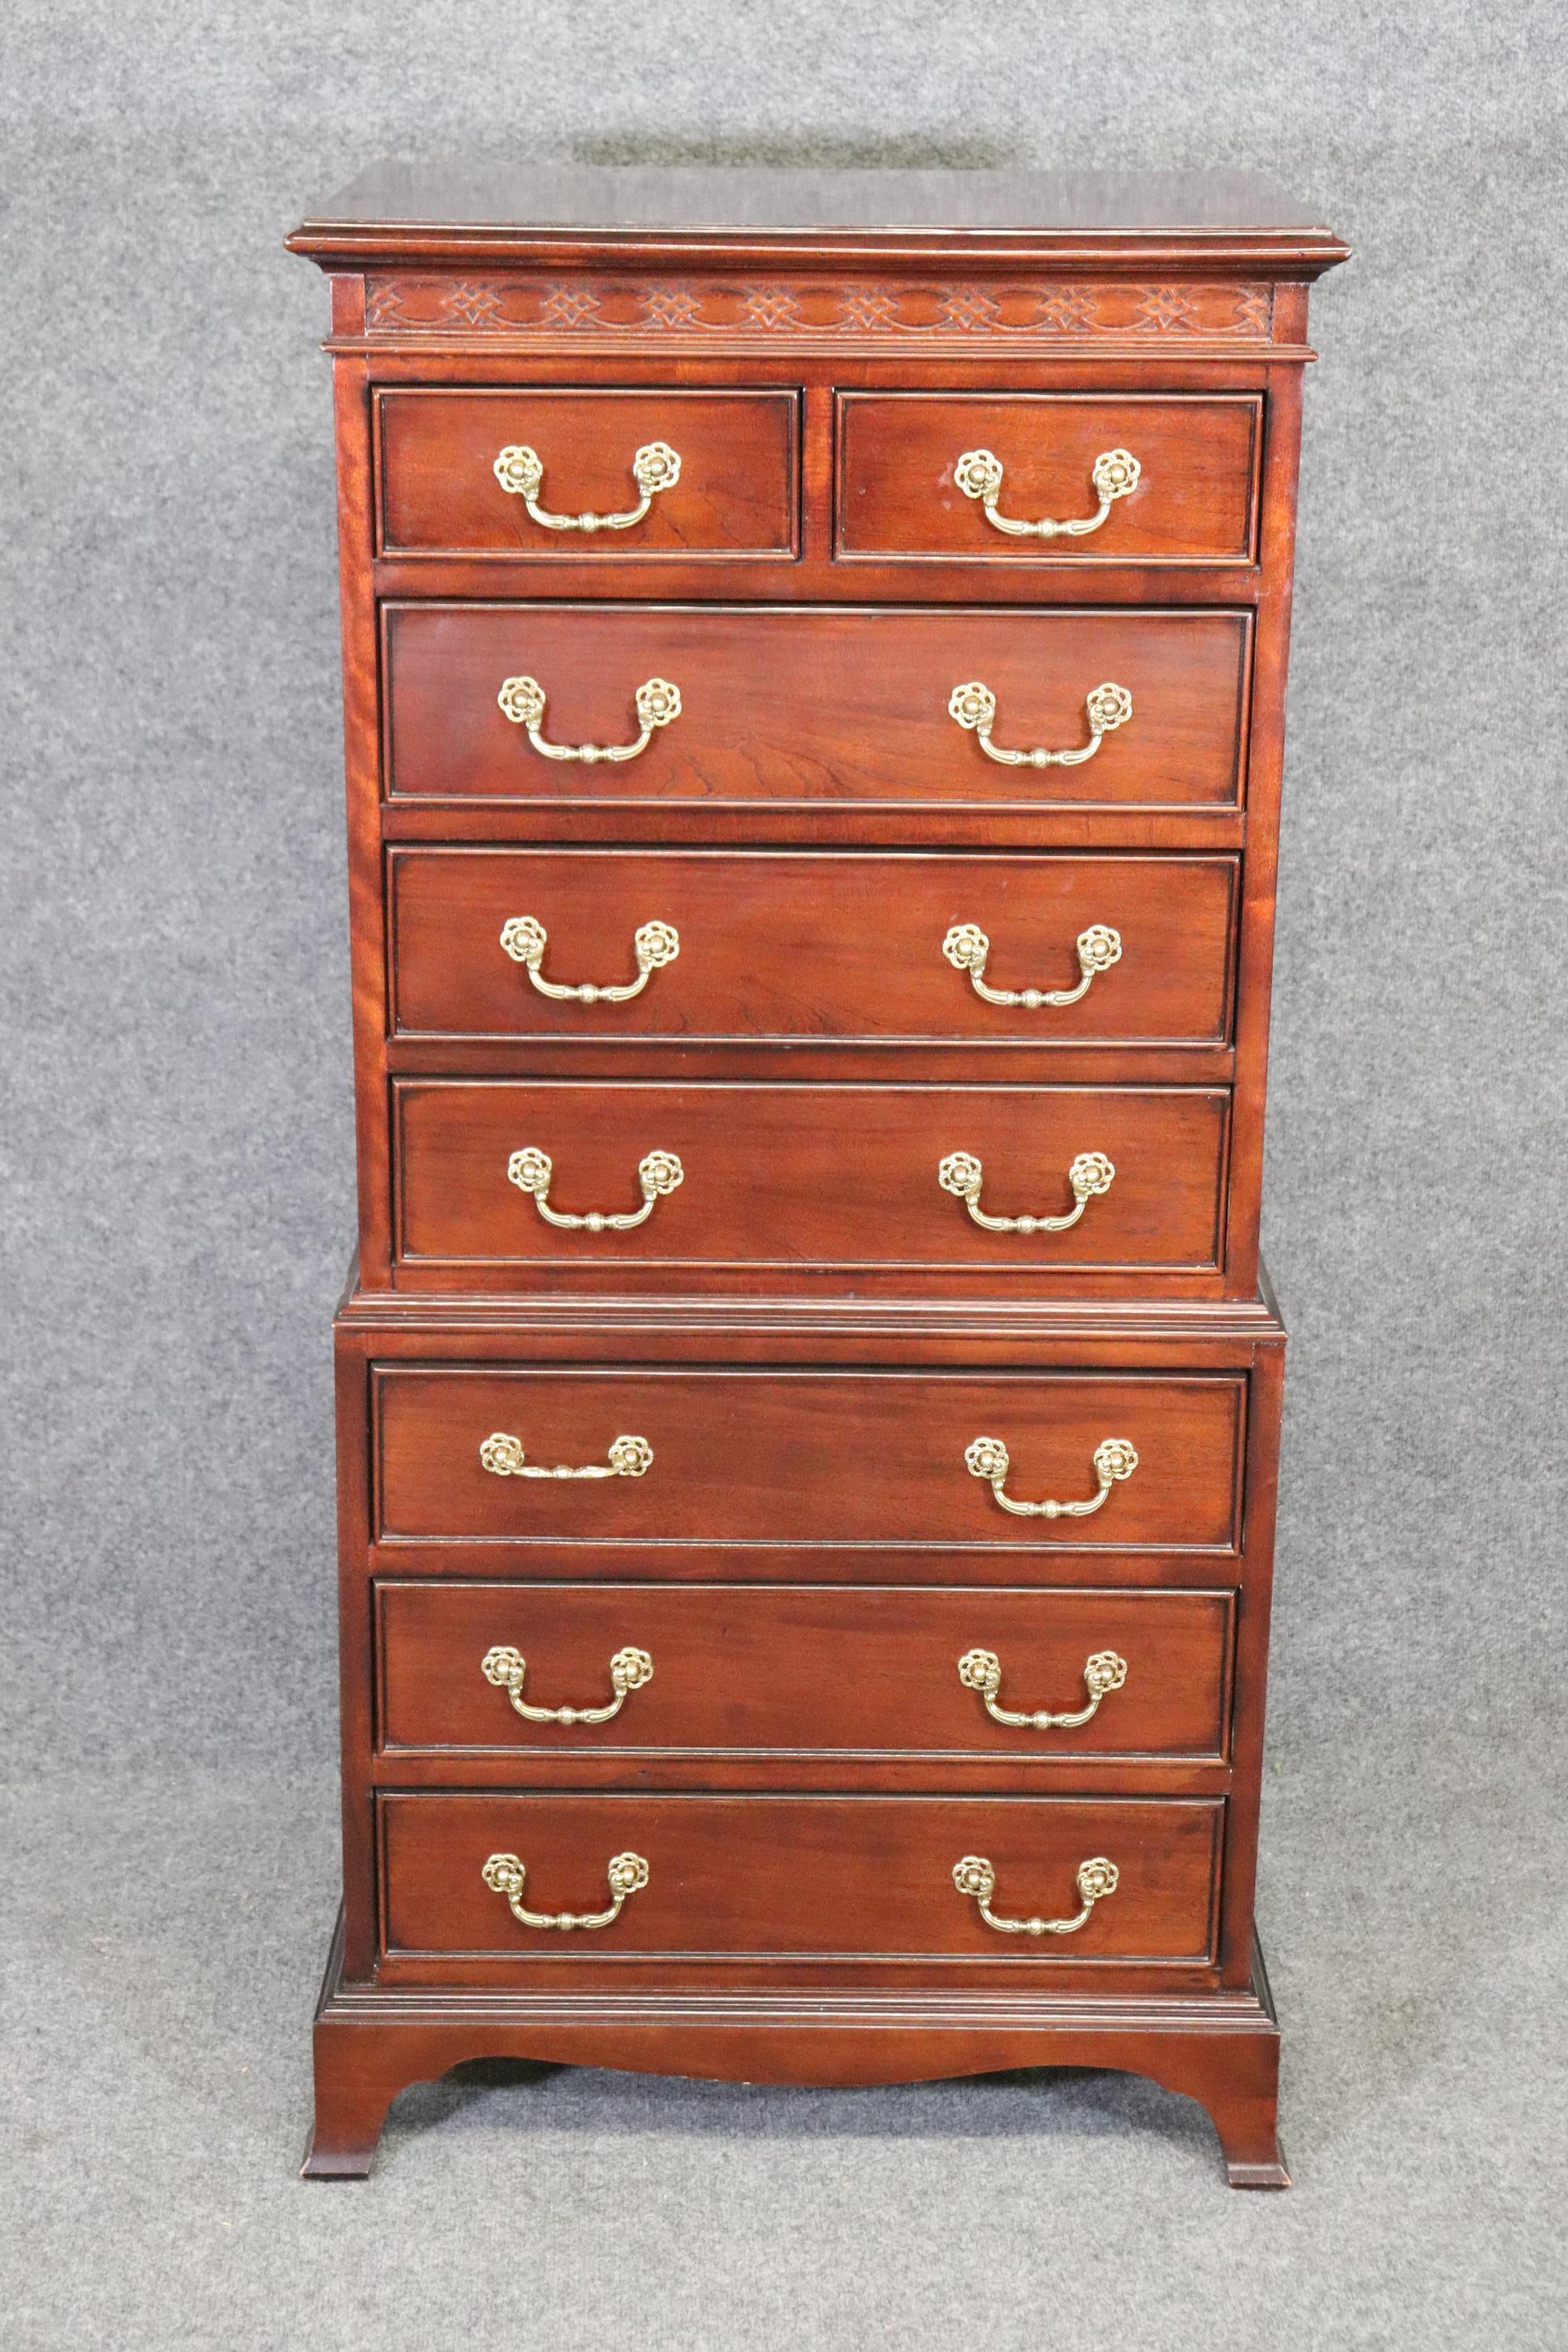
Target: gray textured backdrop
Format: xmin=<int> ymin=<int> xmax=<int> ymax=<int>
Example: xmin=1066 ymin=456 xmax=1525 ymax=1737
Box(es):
xmin=4 ymin=5 xmax=1566 ymax=2346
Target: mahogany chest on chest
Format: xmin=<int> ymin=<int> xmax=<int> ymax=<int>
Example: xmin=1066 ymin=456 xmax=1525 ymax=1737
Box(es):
xmin=287 ymin=164 xmax=1347 ymax=2182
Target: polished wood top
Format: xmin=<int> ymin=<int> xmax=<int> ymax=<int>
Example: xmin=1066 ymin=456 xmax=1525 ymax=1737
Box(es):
xmin=287 ymin=163 xmax=1348 ymax=275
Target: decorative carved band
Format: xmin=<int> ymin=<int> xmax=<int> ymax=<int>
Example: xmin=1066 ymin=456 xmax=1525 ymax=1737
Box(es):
xmin=364 ymin=276 xmax=1273 ymax=341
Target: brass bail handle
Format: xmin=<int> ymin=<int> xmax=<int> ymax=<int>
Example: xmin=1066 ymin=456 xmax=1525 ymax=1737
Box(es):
xmin=952 ymin=1854 xmax=1120 ymax=1936
xmin=499 ymin=916 xmax=680 ymax=1004
xmin=479 ymin=1432 xmax=654 ymax=1480
xmin=492 ymin=438 xmax=681 ymax=531
xmin=507 ymin=1147 xmax=684 ymax=1233
xmin=481 ymin=1850 xmax=650 ymax=1931
xmin=948 ymin=679 xmax=1133 ymax=769
xmin=498 ymin=673 xmax=681 ymax=764
xmin=942 ymin=922 xmax=1121 ymax=1009
xmin=953 ymin=445 xmax=1140 ymax=540
xmin=957 ymin=1646 xmax=1128 ymax=1731
xmin=964 ymin=1435 xmax=1139 ymax=1519
xmin=938 ymin=1149 xmax=1114 ymax=1235
xmin=481 ymin=1644 xmax=654 ymax=1726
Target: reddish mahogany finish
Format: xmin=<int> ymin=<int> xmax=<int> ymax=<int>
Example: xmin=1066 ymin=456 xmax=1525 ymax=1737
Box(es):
xmin=289 ymin=164 xmax=1344 ymax=2186
xmin=386 ymin=846 xmax=1238 ymax=1050
xmin=391 ymin=1077 xmax=1230 ymax=1287
xmin=383 ymin=601 xmax=1250 ymax=811
xmin=371 ymin=1365 xmax=1245 ymax=1550
xmin=376 ymin=386 xmax=799 ymax=558
xmin=377 ymin=1791 xmax=1224 ymax=1978
xmin=375 ymin=1580 xmax=1234 ymax=1765
xmin=836 ymin=393 xmax=1260 ymax=563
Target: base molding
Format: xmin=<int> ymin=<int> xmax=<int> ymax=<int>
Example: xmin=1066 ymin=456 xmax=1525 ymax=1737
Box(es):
xmin=302 ymin=1911 xmax=1287 ymax=2188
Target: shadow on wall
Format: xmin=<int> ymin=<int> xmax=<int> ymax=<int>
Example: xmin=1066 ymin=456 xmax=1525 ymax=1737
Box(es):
xmin=574 ymin=132 xmax=1013 ymax=168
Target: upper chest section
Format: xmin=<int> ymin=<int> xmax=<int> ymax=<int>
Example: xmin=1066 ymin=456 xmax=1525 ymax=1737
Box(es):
xmin=288 ymin=164 xmax=1347 ymax=609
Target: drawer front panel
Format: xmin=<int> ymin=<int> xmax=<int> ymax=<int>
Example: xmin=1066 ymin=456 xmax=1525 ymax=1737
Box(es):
xmin=383 ymin=605 xmax=1250 ymax=810
xmin=394 ymin=1080 xmax=1229 ymax=1274
xmin=387 ymin=848 xmax=1238 ymax=1048
xmin=375 ymin=389 xmax=799 ymax=557
xmin=377 ymin=1581 xmax=1234 ymax=1762
xmin=837 ymin=394 xmax=1260 ymax=564
xmin=379 ymin=1792 xmax=1223 ymax=1964
xmin=373 ymin=1369 xmax=1245 ymax=1549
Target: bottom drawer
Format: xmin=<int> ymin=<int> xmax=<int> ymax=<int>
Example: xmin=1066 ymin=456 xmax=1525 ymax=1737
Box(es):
xmin=379 ymin=1792 xmax=1222 ymax=1968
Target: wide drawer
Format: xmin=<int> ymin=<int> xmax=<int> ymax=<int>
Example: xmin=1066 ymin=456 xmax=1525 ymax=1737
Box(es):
xmin=837 ymin=394 xmax=1261 ymax=564
xmin=392 ymin=1080 xmax=1229 ymax=1276
xmin=386 ymin=848 xmax=1238 ymax=1048
xmin=373 ymin=1369 xmax=1245 ymax=1549
xmin=377 ymin=1581 xmax=1234 ymax=1762
xmin=375 ymin=388 xmax=798 ymax=557
xmin=383 ymin=605 xmax=1250 ymax=810
xmin=379 ymin=1792 xmax=1223 ymax=1966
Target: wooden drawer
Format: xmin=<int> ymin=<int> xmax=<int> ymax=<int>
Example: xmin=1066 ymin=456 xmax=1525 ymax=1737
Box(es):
xmin=374 ymin=388 xmax=798 ymax=558
xmin=376 ymin=1581 xmax=1234 ymax=1762
xmin=386 ymin=848 xmax=1238 ymax=1049
xmin=837 ymin=394 xmax=1261 ymax=564
xmin=392 ymin=1080 xmax=1229 ymax=1277
xmin=373 ymin=1368 xmax=1245 ymax=1549
xmin=383 ymin=604 xmax=1250 ymax=811
xmin=379 ymin=1792 xmax=1223 ymax=1967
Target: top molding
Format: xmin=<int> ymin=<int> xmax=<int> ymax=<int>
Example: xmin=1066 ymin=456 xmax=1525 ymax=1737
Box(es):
xmin=286 ymin=163 xmax=1351 ymax=281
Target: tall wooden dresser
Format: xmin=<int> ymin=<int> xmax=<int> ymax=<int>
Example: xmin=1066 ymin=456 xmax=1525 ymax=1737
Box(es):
xmin=287 ymin=166 xmax=1347 ymax=2184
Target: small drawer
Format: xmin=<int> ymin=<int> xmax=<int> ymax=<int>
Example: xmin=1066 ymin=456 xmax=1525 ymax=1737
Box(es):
xmin=376 ymin=1581 xmax=1234 ymax=1763
xmin=386 ymin=848 xmax=1238 ymax=1050
xmin=374 ymin=388 xmax=798 ymax=558
xmin=392 ymin=1079 xmax=1230 ymax=1278
xmin=372 ymin=1368 xmax=1246 ymax=1550
xmin=383 ymin=602 xmax=1250 ymax=811
xmin=837 ymin=394 xmax=1261 ymax=564
xmin=379 ymin=1791 xmax=1223 ymax=1968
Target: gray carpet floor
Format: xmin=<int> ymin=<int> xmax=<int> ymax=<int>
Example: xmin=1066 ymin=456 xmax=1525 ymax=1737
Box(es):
xmin=6 ymin=1729 xmax=1564 ymax=2352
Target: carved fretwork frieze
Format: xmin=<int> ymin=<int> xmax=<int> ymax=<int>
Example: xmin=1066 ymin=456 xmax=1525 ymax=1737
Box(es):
xmin=362 ymin=275 xmax=1275 ymax=341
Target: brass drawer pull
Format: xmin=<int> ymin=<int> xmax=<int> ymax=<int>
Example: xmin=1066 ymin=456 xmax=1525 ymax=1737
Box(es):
xmin=939 ymin=1149 xmax=1114 ymax=1234
xmin=952 ymin=1854 xmax=1119 ymax=1936
xmin=482 ymin=1849 xmax=650 ymax=1931
xmin=498 ymin=674 xmax=681 ymax=763
xmin=499 ymin=915 xmax=680 ymax=1003
xmin=943 ymin=922 xmax=1121 ymax=1008
xmin=953 ymin=446 xmax=1140 ymax=541
xmin=492 ymin=438 xmax=681 ymax=531
xmin=965 ymin=1435 xmax=1138 ymax=1519
xmin=948 ymin=679 xmax=1133 ymax=768
xmin=958 ymin=1646 xmax=1128 ymax=1730
xmin=479 ymin=1431 xmax=653 ymax=1479
xmin=481 ymin=1643 xmax=654 ymax=1725
xmin=508 ymin=1146 xmax=684 ymax=1232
